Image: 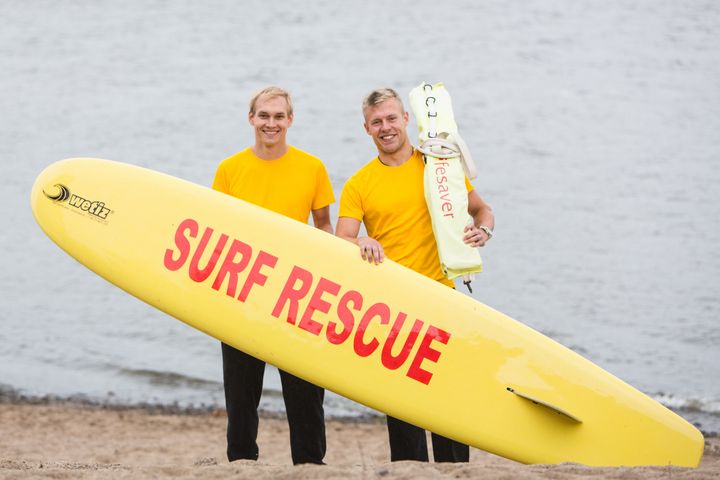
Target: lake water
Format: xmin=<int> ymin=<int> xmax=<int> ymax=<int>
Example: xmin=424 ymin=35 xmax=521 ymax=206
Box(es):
xmin=1 ymin=0 xmax=718 ymax=432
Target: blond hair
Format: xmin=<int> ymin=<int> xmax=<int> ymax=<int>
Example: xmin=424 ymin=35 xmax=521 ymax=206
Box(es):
xmin=362 ymin=88 xmax=405 ymax=116
xmin=249 ymin=86 xmax=293 ymax=115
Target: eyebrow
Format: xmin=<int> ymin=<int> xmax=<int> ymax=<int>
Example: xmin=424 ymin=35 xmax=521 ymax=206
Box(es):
xmin=370 ymin=114 xmax=396 ymax=122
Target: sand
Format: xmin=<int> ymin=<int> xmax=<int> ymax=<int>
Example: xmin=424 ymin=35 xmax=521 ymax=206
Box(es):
xmin=0 ymin=401 xmax=717 ymax=479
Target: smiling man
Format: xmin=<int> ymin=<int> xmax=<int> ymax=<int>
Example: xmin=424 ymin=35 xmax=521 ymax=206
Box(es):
xmin=212 ymin=86 xmax=334 ymax=465
xmin=336 ymin=87 xmax=494 ymax=463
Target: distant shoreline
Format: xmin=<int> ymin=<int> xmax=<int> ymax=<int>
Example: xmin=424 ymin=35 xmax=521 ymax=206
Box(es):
xmin=0 ymin=386 xmax=382 ymax=423
xmin=0 ymin=385 xmax=720 ymax=438
xmin=2 ymin=385 xmax=716 ymax=438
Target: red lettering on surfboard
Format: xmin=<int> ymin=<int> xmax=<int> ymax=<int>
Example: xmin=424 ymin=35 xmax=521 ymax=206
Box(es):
xmin=163 ymin=217 xmax=452 ymax=385
xmin=211 ymin=239 xmax=253 ymax=297
xmin=327 ymin=290 xmax=362 ymax=345
xmin=381 ymin=314 xmax=424 ymax=370
xmin=298 ymin=277 xmax=341 ymax=335
xmin=406 ymin=326 xmax=451 ymax=385
xmin=354 ymin=302 xmax=390 ymax=357
xmin=271 ymin=265 xmax=313 ymax=325
xmin=163 ymin=218 xmax=198 ymax=270
xmin=163 ymin=217 xmax=277 ymax=302
xmin=238 ymin=250 xmax=278 ymax=302
xmin=190 ymin=227 xmax=229 ymax=282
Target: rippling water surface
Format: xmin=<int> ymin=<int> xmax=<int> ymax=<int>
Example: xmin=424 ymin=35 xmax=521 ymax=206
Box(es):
xmin=1 ymin=0 xmax=718 ymax=431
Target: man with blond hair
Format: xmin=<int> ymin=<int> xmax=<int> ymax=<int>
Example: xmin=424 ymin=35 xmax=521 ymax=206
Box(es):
xmin=212 ymin=86 xmax=334 ymax=465
xmin=336 ymin=87 xmax=494 ymax=462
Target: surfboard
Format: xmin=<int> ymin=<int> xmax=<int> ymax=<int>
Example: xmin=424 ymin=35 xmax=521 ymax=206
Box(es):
xmin=30 ymin=158 xmax=703 ymax=467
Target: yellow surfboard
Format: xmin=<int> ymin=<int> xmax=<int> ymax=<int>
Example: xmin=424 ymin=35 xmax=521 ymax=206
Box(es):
xmin=30 ymin=158 xmax=703 ymax=467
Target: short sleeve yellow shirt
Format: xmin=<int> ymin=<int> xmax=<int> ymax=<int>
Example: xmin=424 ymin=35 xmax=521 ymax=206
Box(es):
xmin=339 ymin=149 xmax=472 ymax=287
xmin=212 ymin=146 xmax=335 ymax=223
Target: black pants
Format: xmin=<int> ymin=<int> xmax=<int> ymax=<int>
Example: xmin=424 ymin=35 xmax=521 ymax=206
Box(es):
xmin=387 ymin=415 xmax=469 ymax=462
xmin=221 ymin=342 xmax=326 ymax=465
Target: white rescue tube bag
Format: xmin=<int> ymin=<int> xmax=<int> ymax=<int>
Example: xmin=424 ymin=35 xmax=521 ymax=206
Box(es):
xmin=409 ymin=82 xmax=483 ymax=282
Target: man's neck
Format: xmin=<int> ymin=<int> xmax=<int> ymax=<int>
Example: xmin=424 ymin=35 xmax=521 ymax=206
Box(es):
xmin=378 ymin=143 xmax=414 ymax=167
xmin=252 ymin=143 xmax=288 ymax=160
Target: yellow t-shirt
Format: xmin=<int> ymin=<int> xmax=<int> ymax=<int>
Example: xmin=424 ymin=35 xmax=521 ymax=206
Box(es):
xmin=212 ymin=146 xmax=335 ymax=223
xmin=339 ymin=149 xmax=473 ymax=287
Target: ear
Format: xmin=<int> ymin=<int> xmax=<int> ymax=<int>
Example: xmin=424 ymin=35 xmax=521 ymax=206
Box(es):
xmin=364 ymin=122 xmax=370 ymax=134
xmin=403 ymin=110 xmax=409 ymax=124
xmin=248 ymin=111 xmax=254 ymax=125
xmin=287 ymin=112 xmax=294 ymax=127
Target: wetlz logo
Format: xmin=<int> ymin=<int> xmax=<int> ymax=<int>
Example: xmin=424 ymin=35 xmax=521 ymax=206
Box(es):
xmin=43 ymin=183 xmax=112 ymax=220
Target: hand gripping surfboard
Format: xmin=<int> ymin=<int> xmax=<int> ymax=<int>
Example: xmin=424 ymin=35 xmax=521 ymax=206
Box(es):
xmin=409 ymin=82 xmax=483 ymax=284
xmin=31 ymin=158 xmax=704 ymax=466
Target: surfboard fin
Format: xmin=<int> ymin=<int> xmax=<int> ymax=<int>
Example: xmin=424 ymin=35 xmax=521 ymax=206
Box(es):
xmin=506 ymin=387 xmax=583 ymax=423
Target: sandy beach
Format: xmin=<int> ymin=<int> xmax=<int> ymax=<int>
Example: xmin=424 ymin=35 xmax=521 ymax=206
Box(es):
xmin=1 ymin=401 xmax=717 ymax=480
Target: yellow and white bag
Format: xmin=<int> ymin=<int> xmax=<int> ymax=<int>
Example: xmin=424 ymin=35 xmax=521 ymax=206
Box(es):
xmin=409 ymin=82 xmax=482 ymax=289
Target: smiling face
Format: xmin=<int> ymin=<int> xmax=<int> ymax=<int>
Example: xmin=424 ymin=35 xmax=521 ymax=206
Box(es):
xmin=363 ymin=98 xmax=410 ymax=156
xmin=249 ymin=94 xmax=293 ymax=149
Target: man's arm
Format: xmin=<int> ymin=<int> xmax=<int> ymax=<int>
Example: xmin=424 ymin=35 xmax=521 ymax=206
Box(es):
xmin=463 ymin=190 xmax=495 ymax=248
xmin=311 ymin=206 xmax=333 ymax=234
xmin=336 ymin=217 xmax=385 ymax=264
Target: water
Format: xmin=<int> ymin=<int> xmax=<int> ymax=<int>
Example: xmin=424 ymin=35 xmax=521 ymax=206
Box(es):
xmin=1 ymin=0 xmax=718 ymax=432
